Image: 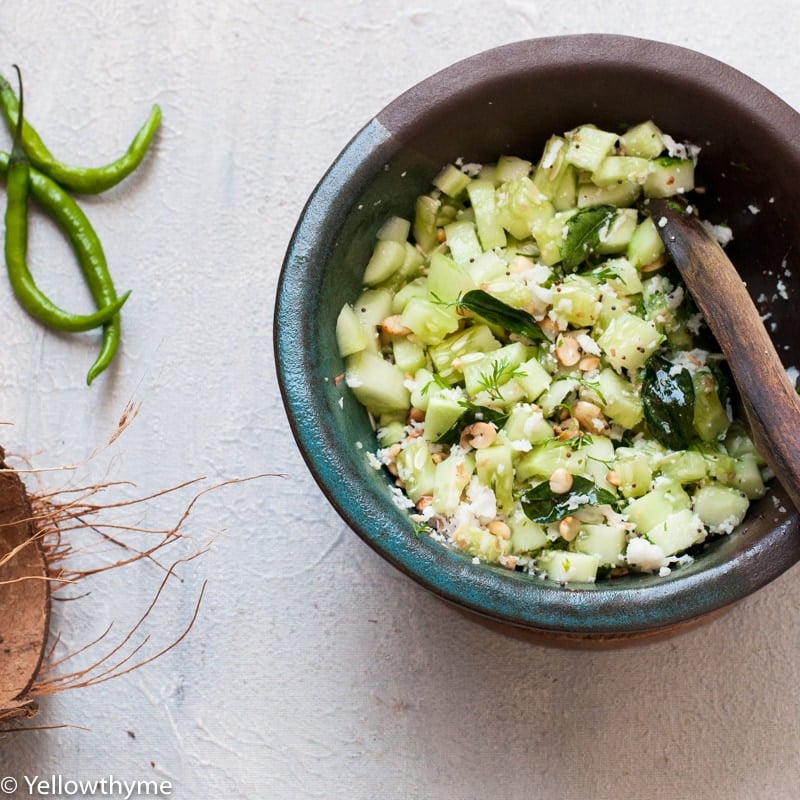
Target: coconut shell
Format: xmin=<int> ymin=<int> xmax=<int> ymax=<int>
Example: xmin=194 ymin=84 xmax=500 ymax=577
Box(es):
xmin=0 ymin=460 xmax=50 ymax=722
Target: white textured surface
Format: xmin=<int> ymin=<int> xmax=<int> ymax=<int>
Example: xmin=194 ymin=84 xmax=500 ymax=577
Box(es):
xmin=1 ymin=2 xmax=800 ymax=798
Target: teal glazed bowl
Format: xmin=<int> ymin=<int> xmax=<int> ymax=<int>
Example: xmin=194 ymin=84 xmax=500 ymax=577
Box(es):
xmin=275 ymin=34 xmax=800 ymax=643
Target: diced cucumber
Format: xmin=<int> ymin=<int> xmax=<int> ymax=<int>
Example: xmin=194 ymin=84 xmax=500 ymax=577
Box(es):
xmin=596 ymin=312 xmax=663 ymax=373
xmin=400 ymin=297 xmax=460 ymax=345
xmin=692 ymin=368 xmax=730 ymax=442
xmin=391 ymin=337 xmax=427 ymax=375
xmin=476 ymin=443 xmax=514 ymax=514
xmin=496 ymin=155 xmax=533 ymax=182
xmin=345 ymin=351 xmax=411 ymax=415
xmin=496 ymin=176 xmax=554 ymax=240
xmin=516 ymin=439 xmax=587 ymax=483
xmin=551 ymin=275 xmax=602 ymax=327
xmin=625 ymin=485 xmax=691 ymax=534
xmin=692 ymin=485 xmax=749 ymax=533
xmin=537 ymin=378 xmax=579 ymax=418
xmin=336 ymin=303 xmax=370 ymax=357
xmin=592 ymin=156 xmax=651 ymax=187
xmin=452 ymin=526 xmax=504 ymax=562
xmin=413 ymin=194 xmax=441 ymax=253
xmin=536 ymin=550 xmax=600 ymax=583
xmin=423 ymin=392 xmax=468 ymax=442
xmin=376 ymin=420 xmax=406 ymax=447
xmin=531 ymin=210 xmax=577 ymax=266
xmin=729 ymin=453 xmax=766 ymax=499
xmin=646 ymin=508 xmax=706 ymax=557
xmin=426 ymin=252 xmax=475 ymax=303
xmin=597 ymin=368 xmax=644 ymax=430
xmin=501 ymin=404 xmax=554 ymax=443
xmin=627 ymin=216 xmax=666 ymax=269
xmin=467 ymin=250 xmax=508 ymax=284
xmin=354 ymin=287 xmax=393 ymax=328
xmin=619 ymin=120 xmax=665 ymax=159
xmin=466 ymin=178 xmax=506 ymax=251
xmin=657 ymin=450 xmax=708 ymax=485
xmin=582 ymin=435 xmax=616 ymax=492
xmin=613 ymin=446 xmax=653 ymax=498
xmin=597 ymin=257 xmax=642 ymax=296
xmin=462 ymin=341 xmax=530 ymax=397
xmin=428 ymin=325 xmax=502 ymax=384
xmin=432 ymin=164 xmax=471 ymax=198
xmin=444 ymin=219 xmax=483 ymax=263
xmin=394 ymin=438 xmax=436 ymax=502
xmin=577 ymin=180 xmax=641 ymax=209
xmin=507 ymin=508 xmax=549 ymax=554
xmin=432 ymin=450 xmax=474 ymax=515
xmin=516 ymin=355 xmax=553 ymax=402
xmin=574 ymin=523 xmax=627 ymax=567
xmin=391 ymin=276 xmax=428 ymax=315
xmin=596 ymin=208 xmax=639 ymax=254
xmin=409 ymin=367 xmax=452 ymax=412
xmin=564 ymin=125 xmax=619 ymax=173
xmin=644 ymin=157 xmax=695 ymax=198
xmin=376 ymin=215 xmax=411 ymax=243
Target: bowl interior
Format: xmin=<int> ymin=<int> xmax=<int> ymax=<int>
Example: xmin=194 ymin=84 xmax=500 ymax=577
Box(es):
xmin=276 ymin=35 xmax=800 ymax=635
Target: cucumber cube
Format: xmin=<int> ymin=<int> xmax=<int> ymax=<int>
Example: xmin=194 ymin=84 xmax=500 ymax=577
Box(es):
xmin=596 ymin=368 xmax=644 ymax=429
xmin=536 ymin=550 xmax=600 ymax=583
xmin=362 ymin=239 xmax=407 ymax=286
xmin=507 ymin=508 xmax=549 ymax=554
xmin=444 ymin=219 xmax=483 ymax=263
xmin=466 ymin=178 xmax=506 ymax=250
xmin=627 ymin=216 xmax=666 ymax=268
xmin=400 ymin=297 xmax=460 ymax=345
xmin=426 ymin=252 xmax=475 ymax=303
xmin=644 ymin=157 xmax=695 ymax=198
xmin=592 ymin=156 xmax=651 ymax=187
xmin=476 ymin=444 xmax=515 ymax=514
xmin=619 ymin=121 xmax=665 ymax=159
xmin=424 ymin=392 xmax=468 ymax=442
xmin=345 ymin=351 xmax=411 ymax=415
xmin=574 ymin=523 xmax=627 ymax=567
xmin=433 ymin=164 xmax=471 ymax=198
xmin=596 ymin=312 xmax=663 ymax=373
xmin=647 ymin=508 xmax=706 ymax=557
xmin=516 ymin=355 xmax=553 ymax=402
xmin=336 ymin=303 xmax=370 ymax=357
xmin=692 ymin=485 xmax=749 ymax=533
xmin=394 ymin=438 xmax=436 ymax=502
xmin=564 ymin=125 xmax=619 ymax=173
xmin=625 ymin=485 xmax=691 ymax=534
xmin=432 ymin=450 xmax=474 ymax=515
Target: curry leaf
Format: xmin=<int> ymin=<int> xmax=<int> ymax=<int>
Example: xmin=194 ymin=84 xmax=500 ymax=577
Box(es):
xmin=456 ymin=289 xmax=547 ymax=342
xmin=561 ymin=205 xmax=616 ymax=272
xmin=641 ymin=354 xmax=696 ymax=450
xmin=520 ymin=474 xmax=619 ymax=524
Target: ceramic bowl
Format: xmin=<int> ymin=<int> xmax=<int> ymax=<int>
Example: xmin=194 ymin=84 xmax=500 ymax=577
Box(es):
xmin=275 ymin=34 xmax=800 ymax=643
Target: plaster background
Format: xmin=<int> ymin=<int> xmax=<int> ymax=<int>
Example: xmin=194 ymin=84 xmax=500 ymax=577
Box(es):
xmin=1 ymin=2 xmax=800 ymax=798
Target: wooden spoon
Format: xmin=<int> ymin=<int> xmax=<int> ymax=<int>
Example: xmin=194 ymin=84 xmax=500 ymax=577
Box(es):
xmin=647 ymin=197 xmax=800 ymax=511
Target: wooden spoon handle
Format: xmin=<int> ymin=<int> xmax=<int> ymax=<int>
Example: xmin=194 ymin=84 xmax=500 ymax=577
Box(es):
xmin=649 ymin=199 xmax=800 ymax=511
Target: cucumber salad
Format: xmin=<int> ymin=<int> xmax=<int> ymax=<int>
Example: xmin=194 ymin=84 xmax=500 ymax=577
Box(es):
xmin=336 ymin=121 xmax=770 ymax=584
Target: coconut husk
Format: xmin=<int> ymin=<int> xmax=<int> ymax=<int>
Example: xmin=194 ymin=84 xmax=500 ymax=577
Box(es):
xmin=0 ymin=457 xmax=50 ymax=722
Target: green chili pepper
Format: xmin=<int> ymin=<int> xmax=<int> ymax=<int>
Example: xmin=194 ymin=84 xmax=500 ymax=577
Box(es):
xmin=3 ymin=67 xmax=130 ymax=336
xmin=0 ymin=73 xmax=161 ymax=195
